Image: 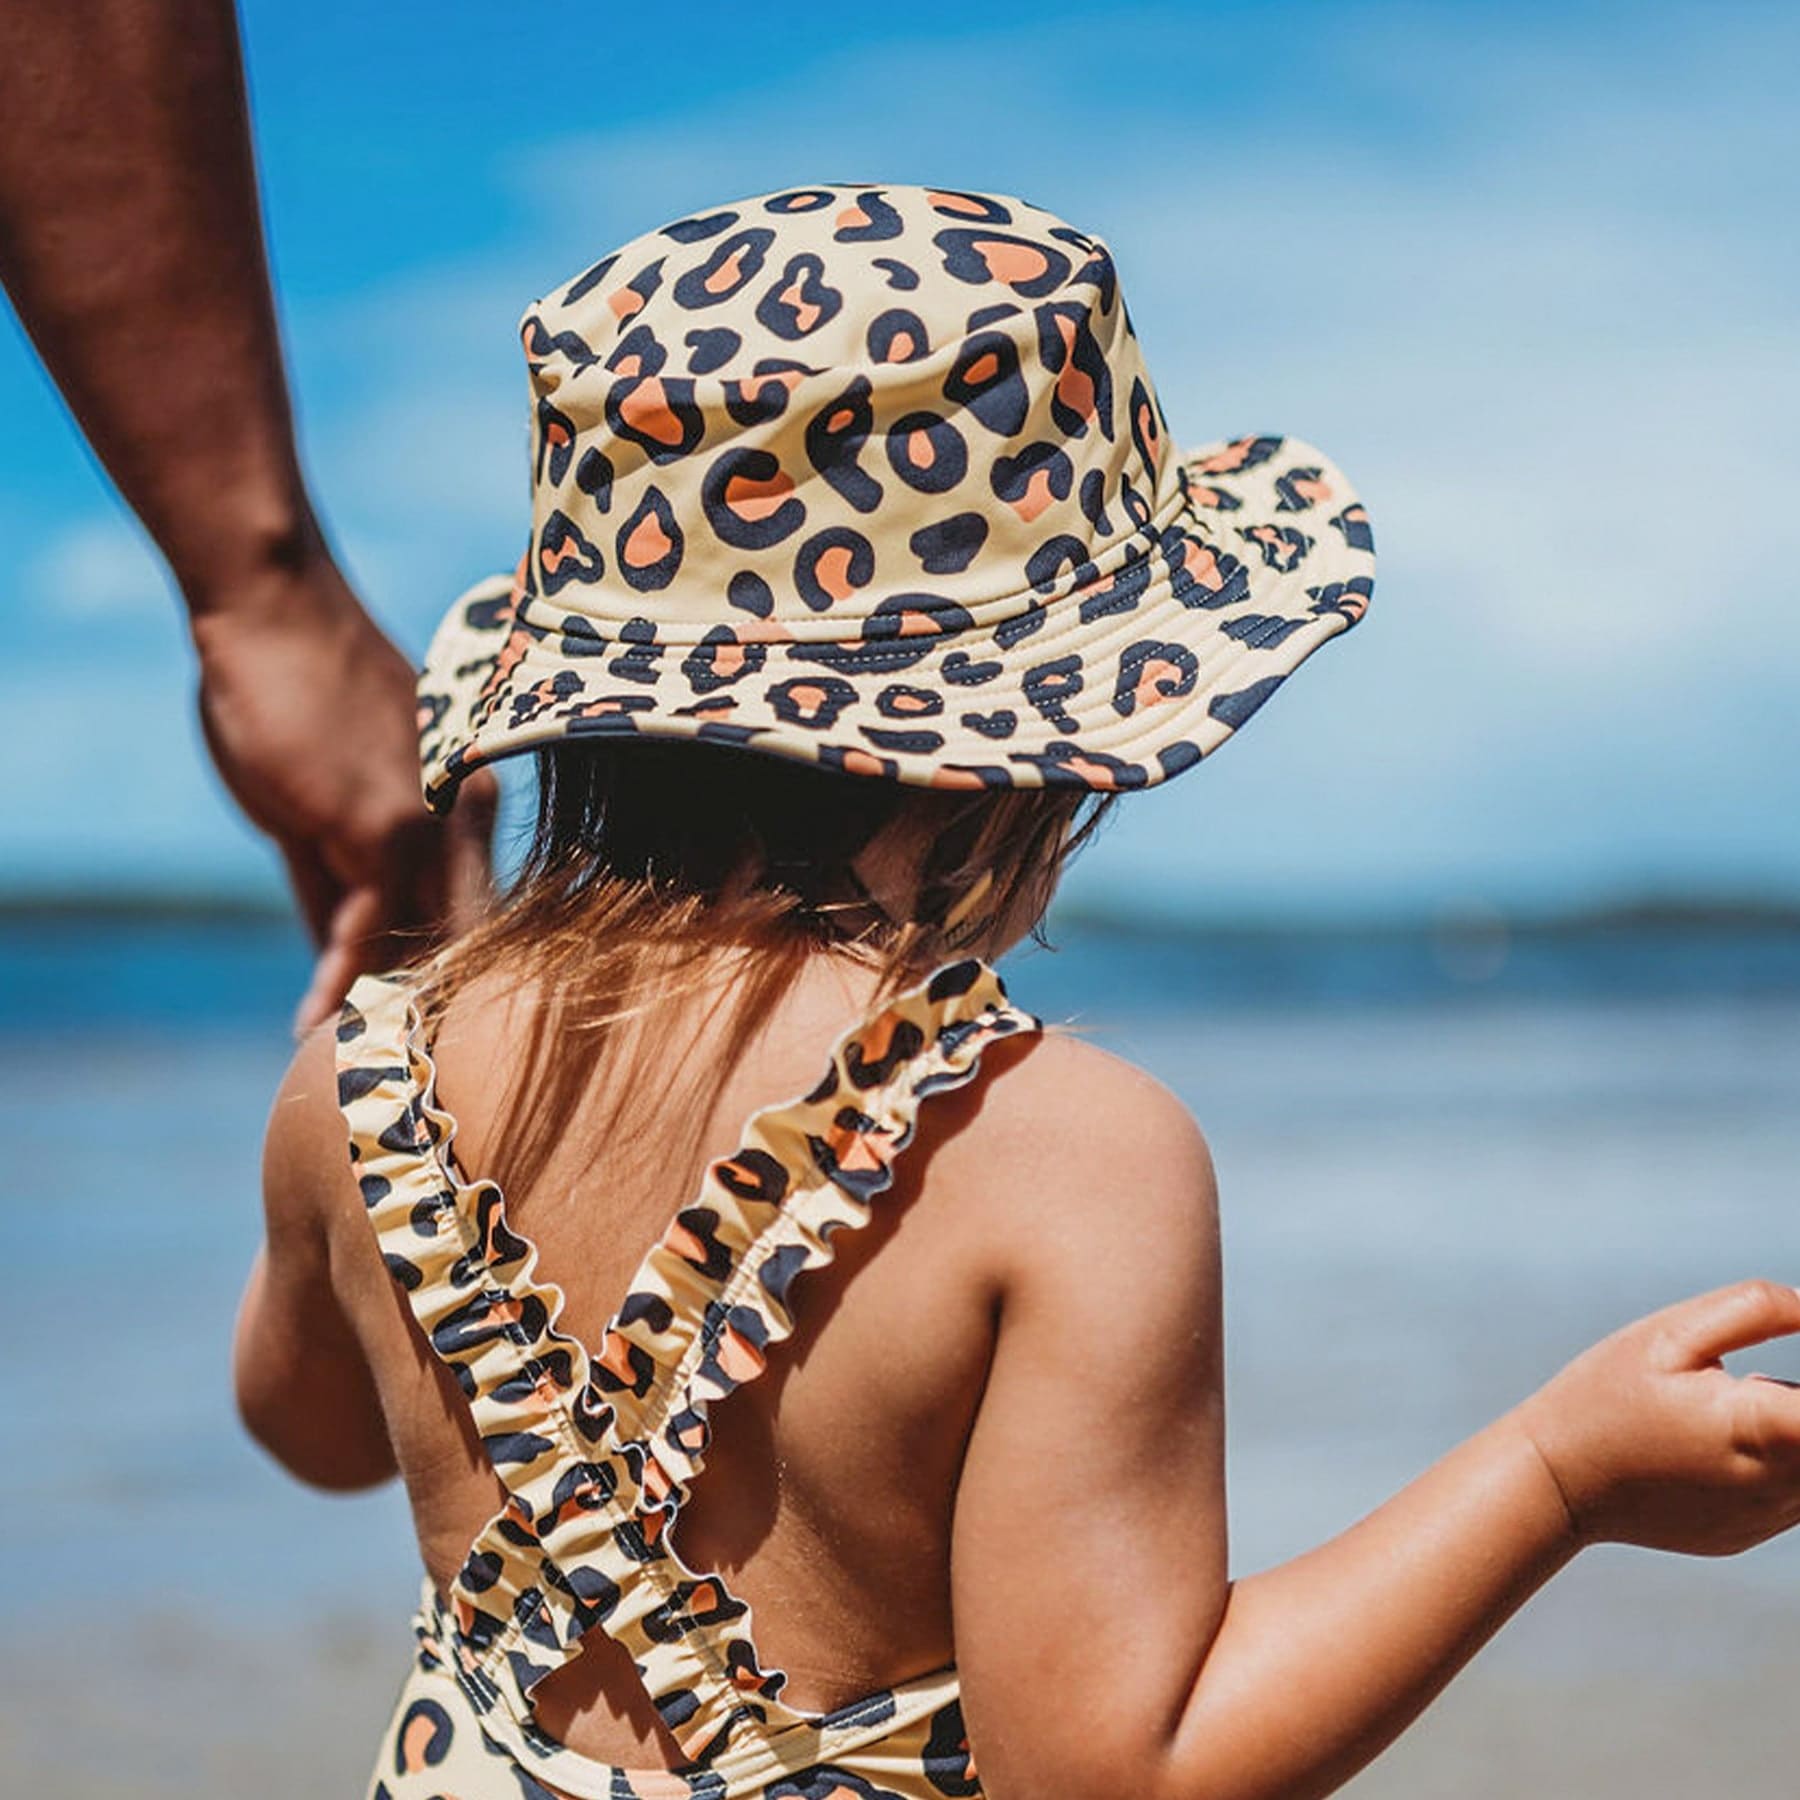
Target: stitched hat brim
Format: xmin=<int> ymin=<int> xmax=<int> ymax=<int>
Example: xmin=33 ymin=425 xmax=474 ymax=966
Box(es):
xmin=416 ymin=435 xmax=1373 ymax=809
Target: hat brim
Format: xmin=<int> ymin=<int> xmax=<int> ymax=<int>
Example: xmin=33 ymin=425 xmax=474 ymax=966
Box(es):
xmin=416 ymin=434 xmax=1373 ymax=810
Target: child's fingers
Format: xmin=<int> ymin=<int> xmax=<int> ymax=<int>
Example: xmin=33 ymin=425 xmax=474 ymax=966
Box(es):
xmin=1664 ymin=1280 xmax=1800 ymax=1368
xmin=1735 ymin=1371 xmax=1800 ymax=1467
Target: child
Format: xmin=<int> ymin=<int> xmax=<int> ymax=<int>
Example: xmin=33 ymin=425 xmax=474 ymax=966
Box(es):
xmin=235 ymin=184 xmax=1800 ymax=1800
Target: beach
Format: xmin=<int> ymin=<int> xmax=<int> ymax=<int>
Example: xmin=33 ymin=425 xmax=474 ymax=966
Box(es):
xmin=6 ymin=913 xmax=1799 ymax=1796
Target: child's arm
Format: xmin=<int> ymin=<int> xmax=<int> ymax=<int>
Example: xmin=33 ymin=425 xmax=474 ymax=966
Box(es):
xmin=233 ymin=1027 xmax=397 ymax=1491
xmin=949 ymin=1039 xmax=1800 ymax=1800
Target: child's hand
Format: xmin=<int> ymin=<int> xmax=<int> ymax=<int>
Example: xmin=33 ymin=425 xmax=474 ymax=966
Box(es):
xmin=1515 ymin=1279 xmax=1800 ymax=1556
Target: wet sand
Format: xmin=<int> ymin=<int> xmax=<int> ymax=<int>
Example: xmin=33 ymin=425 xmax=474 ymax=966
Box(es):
xmin=8 ymin=1545 xmax=1799 ymax=1798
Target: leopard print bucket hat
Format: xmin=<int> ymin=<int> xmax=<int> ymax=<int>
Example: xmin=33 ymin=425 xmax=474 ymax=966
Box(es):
xmin=418 ymin=184 xmax=1374 ymax=807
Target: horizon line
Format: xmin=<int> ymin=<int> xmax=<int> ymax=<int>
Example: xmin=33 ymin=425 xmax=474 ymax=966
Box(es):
xmin=3 ymin=885 xmax=1799 ymax=938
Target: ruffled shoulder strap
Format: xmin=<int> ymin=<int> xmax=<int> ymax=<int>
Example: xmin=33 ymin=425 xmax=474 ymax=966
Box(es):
xmin=335 ymin=956 xmax=1036 ymax=1775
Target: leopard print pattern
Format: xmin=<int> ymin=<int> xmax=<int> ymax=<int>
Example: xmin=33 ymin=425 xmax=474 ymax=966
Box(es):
xmin=338 ymin=958 xmax=1034 ymax=1798
xmin=417 ymin=184 xmax=1375 ymax=809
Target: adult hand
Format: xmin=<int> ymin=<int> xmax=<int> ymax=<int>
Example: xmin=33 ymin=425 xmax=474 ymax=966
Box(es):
xmin=192 ymin=550 xmax=497 ymax=1033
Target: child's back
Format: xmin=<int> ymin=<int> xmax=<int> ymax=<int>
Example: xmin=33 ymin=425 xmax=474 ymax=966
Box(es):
xmin=255 ymin=933 xmax=1216 ymax=1790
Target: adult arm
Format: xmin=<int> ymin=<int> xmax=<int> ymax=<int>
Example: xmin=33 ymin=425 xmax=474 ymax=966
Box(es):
xmin=953 ymin=1042 xmax=1800 ymax=1800
xmin=0 ymin=0 xmax=492 ymax=1026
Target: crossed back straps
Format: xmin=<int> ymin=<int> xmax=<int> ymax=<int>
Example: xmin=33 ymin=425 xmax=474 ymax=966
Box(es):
xmin=336 ymin=957 xmax=1036 ymax=1775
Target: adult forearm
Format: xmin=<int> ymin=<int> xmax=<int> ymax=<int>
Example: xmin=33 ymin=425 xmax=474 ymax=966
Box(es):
xmin=1165 ymin=1409 xmax=1577 ymax=1800
xmin=0 ymin=0 xmax=316 ymax=608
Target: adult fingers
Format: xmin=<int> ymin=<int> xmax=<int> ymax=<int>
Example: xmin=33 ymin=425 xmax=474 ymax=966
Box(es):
xmin=443 ymin=771 xmax=499 ymax=935
xmin=293 ymin=880 xmax=384 ymax=1037
xmin=1662 ymin=1280 xmax=1800 ymax=1368
xmin=279 ymin=838 xmax=342 ymax=949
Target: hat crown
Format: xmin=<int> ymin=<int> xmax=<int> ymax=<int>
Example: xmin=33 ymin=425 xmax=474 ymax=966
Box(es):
xmin=516 ymin=184 xmax=1182 ymax=642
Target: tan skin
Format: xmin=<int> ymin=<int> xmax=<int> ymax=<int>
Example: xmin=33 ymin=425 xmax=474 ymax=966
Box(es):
xmin=237 ymin=822 xmax=1800 ymax=1798
xmin=19 ymin=7 xmax=1793 ymax=1783
xmin=0 ymin=0 xmax=494 ymax=1027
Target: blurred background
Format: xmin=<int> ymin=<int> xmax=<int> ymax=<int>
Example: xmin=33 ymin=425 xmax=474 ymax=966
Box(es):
xmin=3 ymin=1 xmax=1796 ymax=1794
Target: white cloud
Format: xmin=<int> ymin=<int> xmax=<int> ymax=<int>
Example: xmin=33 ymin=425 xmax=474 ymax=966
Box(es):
xmin=31 ymin=515 xmax=169 ymax=621
xmin=8 ymin=0 xmax=1797 ymax=906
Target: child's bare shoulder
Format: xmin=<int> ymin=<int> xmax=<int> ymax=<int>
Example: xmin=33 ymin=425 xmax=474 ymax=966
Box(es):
xmin=929 ymin=1023 xmax=1216 ymax=1260
xmin=261 ymin=1019 xmax=363 ymax=1232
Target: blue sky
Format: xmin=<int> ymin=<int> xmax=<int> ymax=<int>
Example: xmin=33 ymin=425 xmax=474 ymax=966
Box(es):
xmin=3 ymin=0 xmax=1796 ymax=920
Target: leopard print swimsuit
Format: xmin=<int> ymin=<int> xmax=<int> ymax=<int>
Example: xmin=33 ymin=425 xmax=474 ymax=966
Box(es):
xmin=336 ymin=957 xmax=1035 ymax=1800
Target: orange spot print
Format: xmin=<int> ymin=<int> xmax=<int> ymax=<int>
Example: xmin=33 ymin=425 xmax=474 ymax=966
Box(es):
xmin=710 ymin=641 xmax=749 ymax=680
xmin=618 ymin=378 xmax=686 ymax=446
xmin=545 ymin=420 xmax=571 ymax=446
xmin=929 ymin=190 xmax=989 ymax=216
xmin=724 ymin=468 xmax=794 ymax=521
xmin=689 ymin=1579 xmax=722 ymax=1613
xmin=884 ymin=331 xmax=916 ymax=361
xmin=827 ymin=407 xmax=857 ymax=432
xmin=817 ymin=545 xmax=858 ymax=602
xmin=623 ymin=510 xmax=673 ymax=569
xmin=613 ymin=353 xmax=643 ymax=377
xmin=826 ymin=1120 xmax=888 ymax=1172
xmin=896 ymin=609 xmax=942 ymax=638
xmin=643 ymin=1457 xmax=674 ymax=1504
xmin=835 ymin=202 xmax=873 ymax=232
xmin=400 ymin=1711 xmax=439 ymax=1773
xmin=598 ymin=1331 xmax=639 ymax=1385
xmin=664 ymin=1219 xmax=710 ymax=1264
xmin=1060 ymin=755 xmax=1120 ymax=790
xmin=890 ymin=692 xmax=933 ymax=714
xmin=975 ymin=238 xmax=1050 ymax=286
xmin=781 ymin=280 xmax=821 ymax=332
xmin=609 ymin=285 xmax=646 ymax=322
xmin=788 ymin=682 xmax=828 ymax=717
xmin=1134 ymin=658 xmax=1182 ymax=709
xmin=841 ymin=748 xmax=889 ymax=776
xmin=718 ymin=1329 xmax=765 ymax=1382
xmin=1195 ymin=441 xmax=1252 ymax=473
xmin=733 ymin=618 xmax=793 ymax=645
xmin=1182 ymin=541 xmax=1225 ymax=590
xmin=539 ymin=538 xmax=584 ymax=573
xmin=1052 ymin=316 xmax=1096 ymax=420
xmin=704 ymin=247 xmax=746 ymax=295
xmin=964 ymin=352 xmax=998 ymax=385
xmin=929 ymin=767 xmax=988 ymax=790
xmin=1012 ymin=467 xmax=1056 ymax=522
xmin=907 ymin=428 xmax=936 ymax=470
xmin=1294 ymin=474 xmax=1334 ymax=501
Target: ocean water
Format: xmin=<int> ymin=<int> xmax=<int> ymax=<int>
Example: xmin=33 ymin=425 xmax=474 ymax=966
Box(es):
xmin=6 ymin=914 xmax=1800 ymax=1780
